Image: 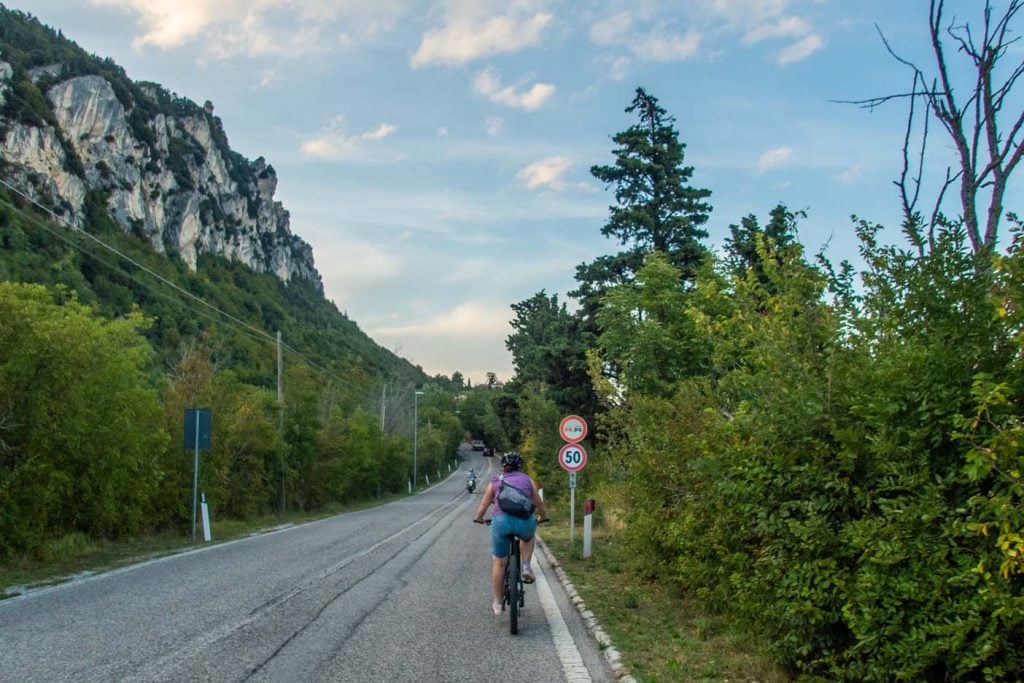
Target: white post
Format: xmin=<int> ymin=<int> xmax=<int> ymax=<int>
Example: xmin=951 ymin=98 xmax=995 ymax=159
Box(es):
xmin=408 ymin=479 xmax=412 ymax=494
xmin=583 ymin=499 xmax=594 ymax=558
xmin=426 ymin=474 xmax=430 ymax=486
xmin=201 ymin=492 xmax=212 ymax=543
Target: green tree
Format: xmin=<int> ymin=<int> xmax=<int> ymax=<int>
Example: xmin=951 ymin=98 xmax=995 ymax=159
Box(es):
xmin=0 ymin=284 xmax=167 ymax=555
xmin=724 ymin=203 xmax=803 ymax=288
xmin=505 ymin=290 xmax=596 ymax=416
xmin=596 ymin=252 xmax=705 ymax=396
xmin=575 ymin=87 xmax=712 ymax=315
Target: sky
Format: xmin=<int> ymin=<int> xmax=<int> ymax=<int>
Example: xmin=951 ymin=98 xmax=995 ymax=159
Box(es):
xmin=10 ymin=1 xmax=1020 ymax=384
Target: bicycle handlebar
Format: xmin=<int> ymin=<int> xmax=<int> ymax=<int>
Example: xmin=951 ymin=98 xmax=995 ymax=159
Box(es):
xmin=474 ymin=517 xmax=549 ymax=525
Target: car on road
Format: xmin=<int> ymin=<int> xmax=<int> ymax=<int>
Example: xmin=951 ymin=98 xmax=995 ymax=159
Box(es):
xmin=471 ymin=439 xmax=485 ymax=451
xmin=482 ymin=445 xmax=495 ymax=457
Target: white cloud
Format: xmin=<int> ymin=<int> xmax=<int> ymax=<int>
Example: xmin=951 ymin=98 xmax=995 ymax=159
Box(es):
xmin=633 ymin=30 xmax=702 ymax=62
xmin=743 ymin=16 xmax=810 ymax=44
xmin=372 ymin=301 xmax=511 ymax=339
xmin=314 ymin=235 xmax=403 ymax=304
xmin=608 ymin=56 xmax=631 ymax=81
xmin=88 ymin=0 xmax=405 ymax=59
xmin=590 ymin=12 xmax=633 ymax=45
xmin=588 ymin=12 xmax=700 ymax=63
xmin=300 ymin=117 xmax=397 ymax=160
xmin=833 ymin=164 xmax=863 ymax=184
xmin=703 ymin=0 xmax=794 ymax=27
xmin=693 ymin=1 xmax=824 ymax=64
xmin=777 ymin=34 xmax=824 ymax=64
xmin=517 ymin=155 xmax=573 ymax=190
xmin=411 ymin=8 xmax=552 ymax=68
xmin=485 ymin=116 xmax=505 ymax=136
xmin=437 ymin=127 xmax=450 ymax=137
xmin=756 ymin=146 xmax=793 ymax=174
xmin=473 ymin=69 xmax=555 ymax=111
xmin=257 ymin=69 xmax=278 ymax=88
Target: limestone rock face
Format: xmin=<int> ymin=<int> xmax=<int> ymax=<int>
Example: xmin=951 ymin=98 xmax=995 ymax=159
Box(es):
xmin=0 ymin=61 xmax=321 ymax=289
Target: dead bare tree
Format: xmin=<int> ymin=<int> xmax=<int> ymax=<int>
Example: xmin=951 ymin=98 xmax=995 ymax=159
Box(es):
xmin=841 ymin=0 xmax=1024 ymax=256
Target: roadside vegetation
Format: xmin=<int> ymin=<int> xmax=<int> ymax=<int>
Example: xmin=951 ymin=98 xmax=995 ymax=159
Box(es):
xmin=3 ymin=2 xmax=1024 ymax=680
xmin=495 ymin=4 xmax=1024 ymax=678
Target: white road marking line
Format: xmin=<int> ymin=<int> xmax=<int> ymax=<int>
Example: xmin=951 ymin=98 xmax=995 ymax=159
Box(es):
xmin=534 ymin=557 xmax=593 ymax=682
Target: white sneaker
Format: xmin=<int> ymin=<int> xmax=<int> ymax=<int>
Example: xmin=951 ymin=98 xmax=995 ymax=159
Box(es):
xmin=492 ymin=600 xmax=503 ymax=615
xmin=522 ymin=564 xmax=535 ymax=583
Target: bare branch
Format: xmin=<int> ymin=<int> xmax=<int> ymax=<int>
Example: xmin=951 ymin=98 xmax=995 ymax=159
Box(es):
xmin=842 ymin=0 xmax=1024 ymax=253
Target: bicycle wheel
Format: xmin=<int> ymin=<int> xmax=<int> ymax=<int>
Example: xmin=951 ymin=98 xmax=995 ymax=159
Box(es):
xmin=507 ymin=546 xmax=520 ymax=634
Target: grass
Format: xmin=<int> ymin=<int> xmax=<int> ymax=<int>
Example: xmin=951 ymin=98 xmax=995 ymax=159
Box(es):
xmin=0 ymin=491 xmax=411 ymax=599
xmin=541 ymin=523 xmax=791 ymax=683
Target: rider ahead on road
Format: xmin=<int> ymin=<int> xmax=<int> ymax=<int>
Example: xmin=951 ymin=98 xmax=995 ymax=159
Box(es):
xmin=473 ymin=451 xmax=548 ymax=615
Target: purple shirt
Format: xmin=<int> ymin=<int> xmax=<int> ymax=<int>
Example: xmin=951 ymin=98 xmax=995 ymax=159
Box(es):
xmin=491 ymin=470 xmax=534 ymax=518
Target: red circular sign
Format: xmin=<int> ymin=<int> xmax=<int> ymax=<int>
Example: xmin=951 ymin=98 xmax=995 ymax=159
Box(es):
xmin=559 ymin=415 xmax=588 ymax=443
xmin=558 ymin=443 xmax=588 ymax=472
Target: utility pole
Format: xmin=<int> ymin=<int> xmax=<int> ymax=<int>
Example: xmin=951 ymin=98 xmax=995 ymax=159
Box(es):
xmin=277 ymin=330 xmax=285 ymax=513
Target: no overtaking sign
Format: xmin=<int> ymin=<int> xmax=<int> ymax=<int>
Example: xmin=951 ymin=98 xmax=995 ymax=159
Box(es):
xmin=558 ymin=414 xmax=587 ymax=443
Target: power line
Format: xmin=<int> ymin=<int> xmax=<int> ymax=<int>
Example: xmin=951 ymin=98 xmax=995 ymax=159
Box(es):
xmin=0 ymin=177 xmax=378 ymax=393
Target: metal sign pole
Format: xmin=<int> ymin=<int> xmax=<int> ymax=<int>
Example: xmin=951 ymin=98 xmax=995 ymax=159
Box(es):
xmin=569 ymin=474 xmax=575 ymax=545
xmin=192 ymin=417 xmax=199 ymax=541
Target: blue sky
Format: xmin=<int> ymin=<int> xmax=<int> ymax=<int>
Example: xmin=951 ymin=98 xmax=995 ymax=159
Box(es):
xmin=13 ymin=1 xmax=1015 ymax=384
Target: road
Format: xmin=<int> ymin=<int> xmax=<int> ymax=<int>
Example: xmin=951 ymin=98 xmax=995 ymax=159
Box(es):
xmin=0 ymin=448 xmax=614 ymax=682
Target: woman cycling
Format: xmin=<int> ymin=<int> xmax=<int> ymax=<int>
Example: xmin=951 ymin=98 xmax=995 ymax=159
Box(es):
xmin=473 ymin=451 xmax=548 ymax=615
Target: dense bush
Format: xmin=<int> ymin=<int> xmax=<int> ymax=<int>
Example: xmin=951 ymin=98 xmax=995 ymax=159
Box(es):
xmin=0 ymin=283 xmax=167 ymax=554
xmin=594 ymin=225 xmax=1024 ymax=679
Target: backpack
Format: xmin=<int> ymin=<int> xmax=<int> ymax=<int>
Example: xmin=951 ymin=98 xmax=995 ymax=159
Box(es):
xmin=496 ymin=475 xmax=535 ymax=519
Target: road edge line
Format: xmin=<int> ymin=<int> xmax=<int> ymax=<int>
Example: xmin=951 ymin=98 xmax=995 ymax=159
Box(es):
xmin=536 ymin=536 xmax=638 ymax=683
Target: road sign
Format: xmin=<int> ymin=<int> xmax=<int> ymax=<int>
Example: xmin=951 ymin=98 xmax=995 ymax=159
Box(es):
xmin=184 ymin=408 xmax=212 ymax=450
xmin=558 ymin=442 xmax=588 ymax=472
xmin=559 ymin=414 xmax=588 ymax=443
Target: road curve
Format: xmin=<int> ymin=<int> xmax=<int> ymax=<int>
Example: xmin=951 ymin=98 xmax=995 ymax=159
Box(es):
xmin=0 ymin=448 xmax=614 ymax=682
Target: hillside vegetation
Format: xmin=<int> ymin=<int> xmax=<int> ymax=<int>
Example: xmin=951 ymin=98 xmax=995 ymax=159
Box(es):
xmin=0 ymin=8 xmax=468 ymax=563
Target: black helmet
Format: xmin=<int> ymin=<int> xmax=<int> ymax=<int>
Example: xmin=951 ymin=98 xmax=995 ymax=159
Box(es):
xmin=501 ymin=451 xmax=523 ymax=470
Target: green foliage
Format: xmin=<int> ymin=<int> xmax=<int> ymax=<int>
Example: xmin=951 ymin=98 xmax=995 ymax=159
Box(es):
xmin=505 ymin=290 xmax=597 ymax=417
xmin=516 ymin=384 xmax=567 ymax=497
xmin=575 ymin=87 xmax=712 ymax=319
xmin=0 ymin=283 xmax=168 ymax=555
xmin=593 ymin=218 xmax=1024 ymax=679
xmin=596 ymin=252 xmax=706 ymax=396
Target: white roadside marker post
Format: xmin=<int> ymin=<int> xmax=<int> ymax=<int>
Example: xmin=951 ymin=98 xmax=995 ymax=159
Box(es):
xmin=583 ymin=498 xmax=594 ymax=558
xmin=201 ymin=492 xmax=212 ymax=542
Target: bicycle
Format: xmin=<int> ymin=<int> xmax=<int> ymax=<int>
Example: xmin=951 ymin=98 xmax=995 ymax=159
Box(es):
xmin=475 ymin=517 xmax=547 ymax=634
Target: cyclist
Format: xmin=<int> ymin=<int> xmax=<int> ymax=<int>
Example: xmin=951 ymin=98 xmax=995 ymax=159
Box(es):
xmin=473 ymin=451 xmax=548 ymax=615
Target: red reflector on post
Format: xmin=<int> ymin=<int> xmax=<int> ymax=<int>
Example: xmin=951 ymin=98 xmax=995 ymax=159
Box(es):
xmin=584 ymin=498 xmax=595 ymax=514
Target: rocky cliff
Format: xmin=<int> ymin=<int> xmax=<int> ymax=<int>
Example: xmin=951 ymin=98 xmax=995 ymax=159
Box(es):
xmin=0 ymin=20 xmax=320 ymax=288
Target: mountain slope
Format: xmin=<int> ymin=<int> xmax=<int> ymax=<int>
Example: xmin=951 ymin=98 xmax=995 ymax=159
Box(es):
xmin=0 ymin=5 xmax=425 ymax=385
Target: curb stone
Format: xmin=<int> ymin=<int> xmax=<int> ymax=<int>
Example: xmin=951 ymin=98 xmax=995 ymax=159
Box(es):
xmin=537 ymin=536 xmax=638 ymax=683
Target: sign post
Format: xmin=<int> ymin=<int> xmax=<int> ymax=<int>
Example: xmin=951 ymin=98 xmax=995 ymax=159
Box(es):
xmin=558 ymin=415 xmax=588 ymax=545
xmin=184 ymin=408 xmax=212 ymax=542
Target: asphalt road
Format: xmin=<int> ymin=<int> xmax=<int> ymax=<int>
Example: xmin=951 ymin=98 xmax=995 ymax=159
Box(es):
xmin=0 ymin=447 xmax=615 ymax=682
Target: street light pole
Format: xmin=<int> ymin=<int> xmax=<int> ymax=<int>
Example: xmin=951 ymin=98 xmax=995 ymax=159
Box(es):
xmin=414 ymin=390 xmax=424 ymax=487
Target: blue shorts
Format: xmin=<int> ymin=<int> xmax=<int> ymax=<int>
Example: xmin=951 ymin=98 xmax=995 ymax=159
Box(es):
xmin=491 ymin=514 xmax=537 ymax=558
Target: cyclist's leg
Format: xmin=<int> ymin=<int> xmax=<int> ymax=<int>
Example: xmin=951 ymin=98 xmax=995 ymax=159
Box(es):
xmin=512 ymin=516 xmax=539 ymax=579
xmin=490 ymin=516 xmax=514 ymax=606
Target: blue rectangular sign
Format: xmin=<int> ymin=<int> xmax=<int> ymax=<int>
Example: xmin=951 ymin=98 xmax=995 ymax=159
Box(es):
xmin=184 ymin=408 xmax=212 ymax=450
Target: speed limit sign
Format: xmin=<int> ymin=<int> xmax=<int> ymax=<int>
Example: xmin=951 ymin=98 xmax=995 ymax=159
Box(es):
xmin=558 ymin=443 xmax=588 ymax=472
